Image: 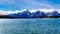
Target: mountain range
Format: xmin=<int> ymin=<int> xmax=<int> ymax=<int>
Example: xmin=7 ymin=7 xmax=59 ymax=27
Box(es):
xmin=6 ymin=10 xmax=60 ymax=18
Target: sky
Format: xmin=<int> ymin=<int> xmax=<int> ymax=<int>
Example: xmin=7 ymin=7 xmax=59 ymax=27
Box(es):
xmin=0 ymin=0 xmax=60 ymax=11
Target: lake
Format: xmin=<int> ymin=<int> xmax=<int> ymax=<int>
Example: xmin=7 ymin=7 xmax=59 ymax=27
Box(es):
xmin=0 ymin=18 xmax=60 ymax=34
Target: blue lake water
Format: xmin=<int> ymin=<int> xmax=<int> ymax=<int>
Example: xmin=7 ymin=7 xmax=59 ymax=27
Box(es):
xmin=0 ymin=18 xmax=60 ymax=34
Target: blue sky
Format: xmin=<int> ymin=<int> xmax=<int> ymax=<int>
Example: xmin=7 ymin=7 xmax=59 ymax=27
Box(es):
xmin=0 ymin=0 xmax=60 ymax=11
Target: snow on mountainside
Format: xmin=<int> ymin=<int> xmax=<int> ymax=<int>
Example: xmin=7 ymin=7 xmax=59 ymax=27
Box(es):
xmin=8 ymin=9 xmax=60 ymax=18
xmin=0 ymin=9 xmax=60 ymax=18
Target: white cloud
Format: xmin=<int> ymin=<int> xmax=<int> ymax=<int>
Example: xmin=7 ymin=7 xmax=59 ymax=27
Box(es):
xmin=29 ymin=9 xmax=37 ymax=13
xmin=55 ymin=9 xmax=60 ymax=13
xmin=20 ymin=0 xmax=54 ymax=9
xmin=38 ymin=9 xmax=55 ymax=12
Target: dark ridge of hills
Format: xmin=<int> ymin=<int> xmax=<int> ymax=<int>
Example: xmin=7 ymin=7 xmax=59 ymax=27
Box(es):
xmin=0 ymin=15 xmax=15 ymax=18
xmin=0 ymin=15 xmax=60 ymax=18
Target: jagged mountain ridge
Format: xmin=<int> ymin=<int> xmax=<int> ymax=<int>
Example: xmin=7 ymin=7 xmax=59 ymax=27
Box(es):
xmin=8 ymin=10 xmax=60 ymax=18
